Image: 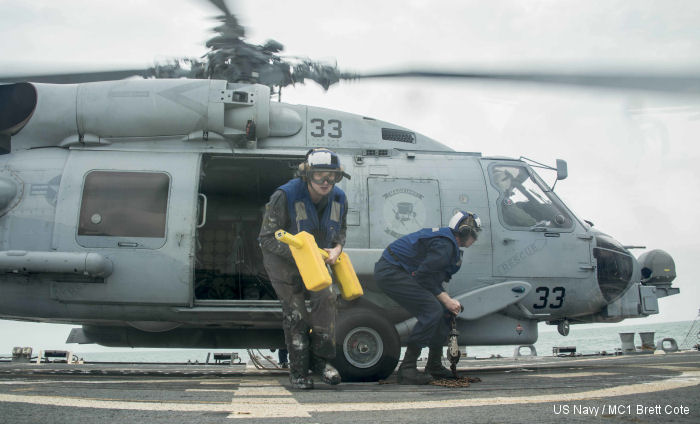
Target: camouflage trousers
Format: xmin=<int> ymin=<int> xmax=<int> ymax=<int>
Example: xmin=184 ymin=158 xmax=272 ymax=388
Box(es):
xmin=264 ymin=255 xmax=337 ymax=380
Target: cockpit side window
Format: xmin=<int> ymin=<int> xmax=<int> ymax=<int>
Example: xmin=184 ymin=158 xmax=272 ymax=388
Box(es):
xmin=489 ymin=164 xmax=573 ymax=231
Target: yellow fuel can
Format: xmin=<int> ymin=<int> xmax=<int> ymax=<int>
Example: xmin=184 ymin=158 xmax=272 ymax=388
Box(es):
xmin=275 ymin=230 xmax=331 ymax=292
xmin=328 ymin=251 xmax=364 ymax=301
xmin=275 ymin=230 xmax=364 ymax=300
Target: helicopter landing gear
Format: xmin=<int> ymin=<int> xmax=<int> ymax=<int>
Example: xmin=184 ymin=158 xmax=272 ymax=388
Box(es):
xmin=331 ymin=308 xmax=400 ymax=382
xmin=557 ymin=319 xmax=570 ymax=336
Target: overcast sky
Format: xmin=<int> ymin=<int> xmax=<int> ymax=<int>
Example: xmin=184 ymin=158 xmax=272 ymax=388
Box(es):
xmin=0 ymin=0 xmax=699 ymax=354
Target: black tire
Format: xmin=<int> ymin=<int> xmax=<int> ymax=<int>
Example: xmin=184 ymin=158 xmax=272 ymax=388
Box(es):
xmin=331 ymin=308 xmax=400 ymax=382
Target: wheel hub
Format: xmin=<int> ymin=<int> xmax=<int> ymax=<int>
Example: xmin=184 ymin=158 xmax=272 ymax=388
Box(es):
xmin=343 ymin=326 xmax=383 ymax=369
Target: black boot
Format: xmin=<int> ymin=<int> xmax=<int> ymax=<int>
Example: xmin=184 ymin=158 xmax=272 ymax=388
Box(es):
xmin=310 ymin=356 xmax=341 ymax=385
xmin=425 ymin=345 xmax=452 ymax=379
xmin=397 ymin=344 xmax=433 ymax=385
xmin=289 ymin=346 xmax=313 ymax=389
xmin=289 ymin=374 xmax=314 ymax=390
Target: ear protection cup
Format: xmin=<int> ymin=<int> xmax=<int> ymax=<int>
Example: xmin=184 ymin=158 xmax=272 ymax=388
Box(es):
xmin=457 ymin=223 xmax=477 ymax=240
xmin=450 ymin=211 xmax=481 ymax=240
xmin=296 ymin=162 xmax=308 ymax=179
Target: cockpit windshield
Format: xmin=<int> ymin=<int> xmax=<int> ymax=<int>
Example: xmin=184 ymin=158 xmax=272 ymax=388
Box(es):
xmin=489 ymin=164 xmax=574 ymax=230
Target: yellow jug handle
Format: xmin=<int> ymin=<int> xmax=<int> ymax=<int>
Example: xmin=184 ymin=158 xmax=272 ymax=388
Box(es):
xmin=275 ymin=230 xmax=336 ymax=261
xmin=275 ymin=230 xmax=303 ymax=249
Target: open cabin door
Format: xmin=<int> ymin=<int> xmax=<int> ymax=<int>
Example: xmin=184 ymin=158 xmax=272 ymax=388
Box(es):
xmin=51 ymin=151 xmax=200 ymax=305
xmin=193 ymin=154 xmax=299 ymax=303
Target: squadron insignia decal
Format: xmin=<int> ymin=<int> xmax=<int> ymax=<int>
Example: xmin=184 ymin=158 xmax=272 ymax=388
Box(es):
xmin=382 ymin=188 xmax=426 ymax=239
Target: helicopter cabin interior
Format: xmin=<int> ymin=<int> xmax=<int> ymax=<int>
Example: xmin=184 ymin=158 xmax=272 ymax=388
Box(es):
xmin=194 ymin=154 xmax=302 ymax=301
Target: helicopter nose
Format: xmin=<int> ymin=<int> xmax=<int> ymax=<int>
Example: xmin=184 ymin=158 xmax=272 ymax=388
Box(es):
xmin=593 ymin=233 xmax=637 ymax=303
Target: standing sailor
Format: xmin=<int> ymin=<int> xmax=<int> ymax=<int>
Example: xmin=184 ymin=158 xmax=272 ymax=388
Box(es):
xmin=374 ymin=211 xmax=481 ymax=384
xmin=259 ymin=148 xmax=350 ymax=389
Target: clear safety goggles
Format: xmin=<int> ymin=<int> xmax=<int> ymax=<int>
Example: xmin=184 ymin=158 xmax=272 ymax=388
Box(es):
xmin=309 ymin=170 xmax=343 ymax=185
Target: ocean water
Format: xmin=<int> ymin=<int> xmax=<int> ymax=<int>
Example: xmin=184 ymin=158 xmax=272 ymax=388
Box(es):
xmin=66 ymin=319 xmax=699 ymax=364
xmin=465 ymin=319 xmax=698 ymax=359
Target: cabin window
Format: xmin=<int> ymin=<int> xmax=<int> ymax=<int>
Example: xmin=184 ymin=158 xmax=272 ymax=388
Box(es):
xmin=489 ymin=164 xmax=573 ymax=230
xmin=77 ymin=171 xmax=170 ymax=248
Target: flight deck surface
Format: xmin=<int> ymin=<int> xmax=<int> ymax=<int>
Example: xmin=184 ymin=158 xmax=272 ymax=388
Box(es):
xmin=0 ymin=351 xmax=698 ymax=423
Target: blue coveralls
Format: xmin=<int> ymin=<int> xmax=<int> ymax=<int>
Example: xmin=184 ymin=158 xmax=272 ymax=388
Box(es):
xmin=373 ymin=227 xmax=462 ymax=347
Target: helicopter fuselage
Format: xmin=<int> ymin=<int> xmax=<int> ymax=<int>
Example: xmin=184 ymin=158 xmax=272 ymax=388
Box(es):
xmin=0 ymin=79 xmax=678 ymax=380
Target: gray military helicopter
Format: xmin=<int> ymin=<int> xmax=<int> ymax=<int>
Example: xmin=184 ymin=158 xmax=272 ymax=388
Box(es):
xmin=0 ymin=0 xmax=688 ymax=381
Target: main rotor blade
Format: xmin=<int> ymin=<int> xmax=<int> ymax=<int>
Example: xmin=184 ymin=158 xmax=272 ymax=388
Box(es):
xmin=0 ymin=69 xmax=147 ymax=84
xmin=206 ymin=0 xmax=244 ymax=39
xmin=353 ymin=70 xmax=700 ymax=94
xmin=208 ymin=0 xmax=233 ymax=18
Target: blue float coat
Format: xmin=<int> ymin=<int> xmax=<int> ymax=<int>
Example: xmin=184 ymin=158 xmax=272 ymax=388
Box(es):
xmin=381 ymin=227 xmax=462 ymax=296
xmin=278 ymin=178 xmax=347 ymax=249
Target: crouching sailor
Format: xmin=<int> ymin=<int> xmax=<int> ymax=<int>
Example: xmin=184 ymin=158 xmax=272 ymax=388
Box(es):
xmin=374 ymin=211 xmax=481 ymax=384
